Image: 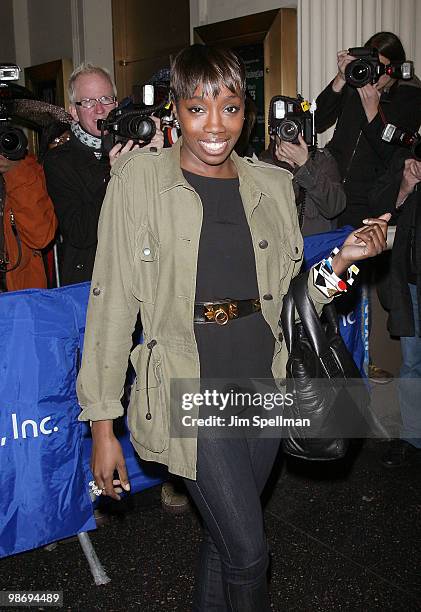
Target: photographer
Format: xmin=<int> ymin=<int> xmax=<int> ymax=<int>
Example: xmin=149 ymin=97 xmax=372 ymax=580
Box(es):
xmin=316 ymin=31 xmax=421 ymax=229
xmin=43 ymin=63 xmax=163 ymax=286
xmin=261 ymin=133 xmax=345 ymax=236
xmin=0 ymin=152 xmax=57 ymax=292
xmin=316 ymin=31 xmax=421 ymax=382
xmin=370 ymin=151 xmax=421 ymax=467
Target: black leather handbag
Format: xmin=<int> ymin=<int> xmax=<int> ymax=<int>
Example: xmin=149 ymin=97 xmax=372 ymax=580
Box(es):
xmin=280 ymin=272 xmax=370 ymax=461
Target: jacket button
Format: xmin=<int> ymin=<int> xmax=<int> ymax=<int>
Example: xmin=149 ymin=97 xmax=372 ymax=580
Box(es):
xmin=143 ymin=247 xmax=151 ymax=256
xmin=92 ymin=287 xmax=101 ymax=296
xmin=278 ymin=330 xmax=284 ymax=342
xmin=259 ymin=240 xmax=268 ymax=249
xmin=263 ymin=294 xmax=273 ymax=301
xmin=295 ymin=246 xmax=299 ymax=254
xmin=149 ymin=146 xmax=157 ymax=153
xmin=76 ymin=263 xmax=84 ymax=270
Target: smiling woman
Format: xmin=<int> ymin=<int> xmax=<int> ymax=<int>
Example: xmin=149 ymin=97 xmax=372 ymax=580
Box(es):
xmin=171 ymin=45 xmax=246 ymax=176
xmin=77 ymin=43 xmax=390 ymax=611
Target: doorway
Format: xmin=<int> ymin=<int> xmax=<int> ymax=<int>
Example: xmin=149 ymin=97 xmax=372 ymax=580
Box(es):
xmin=194 ymin=8 xmax=297 ymax=152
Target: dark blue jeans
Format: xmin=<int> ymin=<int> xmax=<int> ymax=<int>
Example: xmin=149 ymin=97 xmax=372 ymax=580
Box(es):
xmin=183 ymin=435 xmax=280 ymax=611
xmin=399 ymin=283 xmax=421 ymax=448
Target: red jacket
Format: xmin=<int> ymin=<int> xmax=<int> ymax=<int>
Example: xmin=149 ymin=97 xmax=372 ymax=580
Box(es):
xmin=3 ymin=155 xmax=57 ymax=291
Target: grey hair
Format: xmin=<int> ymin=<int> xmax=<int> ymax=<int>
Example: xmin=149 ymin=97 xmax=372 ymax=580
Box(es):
xmin=68 ymin=62 xmax=117 ymax=104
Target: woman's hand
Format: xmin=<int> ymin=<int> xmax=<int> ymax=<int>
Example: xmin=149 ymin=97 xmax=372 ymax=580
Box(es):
xmin=358 ymin=83 xmax=381 ymax=122
xmin=109 ymin=139 xmax=140 ymax=167
xmin=332 ymin=213 xmax=391 ymax=276
xmin=90 ymin=420 xmax=130 ymax=500
xmin=274 ymin=134 xmax=309 ymax=167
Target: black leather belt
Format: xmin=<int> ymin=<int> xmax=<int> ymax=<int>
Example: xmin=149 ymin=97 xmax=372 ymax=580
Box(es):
xmin=194 ymin=299 xmax=261 ymax=325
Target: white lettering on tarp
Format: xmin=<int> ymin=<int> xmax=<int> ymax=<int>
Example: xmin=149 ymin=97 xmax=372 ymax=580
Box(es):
xmin=1 ymin=413 xmax=59 ymax=447
xmin=340 ymin=312 xmax=356 ymax=327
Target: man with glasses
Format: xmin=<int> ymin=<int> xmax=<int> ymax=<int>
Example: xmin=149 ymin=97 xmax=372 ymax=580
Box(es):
xmin=44 ymin=62 xmax=163 ymax=285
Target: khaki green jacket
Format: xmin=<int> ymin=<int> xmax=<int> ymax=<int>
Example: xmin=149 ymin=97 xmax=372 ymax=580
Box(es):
xmin=77 ymin=139 xmax=330 ymax=480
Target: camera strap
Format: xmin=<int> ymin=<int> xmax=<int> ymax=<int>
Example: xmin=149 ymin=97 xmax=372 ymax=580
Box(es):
xmin=343 ymin=102 xmax=388 ymax=185
xmin=0 ymin=176 xmax=23 ymax=291
xmin=377 ymin=103 xmax=387 ymax=126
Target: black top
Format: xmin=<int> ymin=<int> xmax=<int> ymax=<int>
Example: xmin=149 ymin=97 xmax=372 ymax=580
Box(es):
xmin=183 ymin=170 xmax=275 ymax=381
xmin=183 ymin=170 xmax=259 ymax=301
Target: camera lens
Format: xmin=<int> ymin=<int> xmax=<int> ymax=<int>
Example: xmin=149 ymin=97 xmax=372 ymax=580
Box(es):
xmin=345 ymin=59 xmax=373 ymax=88
xmin=126 ymin=116 xmax=156 ymax=142
xmin=0 ymin=131 xmax=19 ymax=152
xmin=0 ymin=127 xmax=28 ymax=160
xmin=277 ymin=119 xmax=299 ymax=142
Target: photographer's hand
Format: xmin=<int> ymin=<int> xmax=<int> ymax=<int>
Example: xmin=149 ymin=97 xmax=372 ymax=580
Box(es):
xmin=149 ymin=116 xmax=164 ymax=150
xmin=397 ymin=158 xmax=421 ymax=207
xmin=0 ymin=155 xmax=20 ymax=175
xmin=358 ymin=84 xmax=380 ymax=122
xmin=109 ymin=140 xmax=140 ymax=167
xmin=275 ymin=134 xmax=309 ymax=167
xmin=332 ymin=50 xmax=354 ymax=92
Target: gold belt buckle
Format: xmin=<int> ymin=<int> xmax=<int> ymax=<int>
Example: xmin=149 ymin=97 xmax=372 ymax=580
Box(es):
xmin=204 ymin=303 xmax=231 ymax=325
xmin=214 ymin=307 xmax=229 ymax=325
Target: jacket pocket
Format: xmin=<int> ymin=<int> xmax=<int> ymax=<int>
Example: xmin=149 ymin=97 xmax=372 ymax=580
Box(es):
xmin=279 ymin=235 xmax=303 ymax=288
xmin=131 ymin=227 xmax=159 ymax=304
xmin=128 ymin=343 xmax=168 ymax=453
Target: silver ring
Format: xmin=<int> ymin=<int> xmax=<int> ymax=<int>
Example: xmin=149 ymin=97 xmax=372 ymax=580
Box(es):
xmin=89 ymin=480 xmax=105 ymax=497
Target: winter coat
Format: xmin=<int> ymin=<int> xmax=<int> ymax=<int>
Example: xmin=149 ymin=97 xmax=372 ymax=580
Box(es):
xmin=43 ymin=134 xmax=110 ymax=285
xmin=260 ymin=146 xmax=346 ymax=235
xmin=2 ymin=155 xmax=57 ymax=292
xmin=370 ymin=151 xmax=421 ymax=337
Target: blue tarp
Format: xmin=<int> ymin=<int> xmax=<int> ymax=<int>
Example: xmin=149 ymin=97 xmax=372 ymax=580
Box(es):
xmin=0 ymin=227 xmax=364 ymax=558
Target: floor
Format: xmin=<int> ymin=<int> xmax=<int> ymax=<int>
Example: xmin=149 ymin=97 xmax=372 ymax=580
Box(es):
xmin=0 ymin=438 xmax=420 ymax=612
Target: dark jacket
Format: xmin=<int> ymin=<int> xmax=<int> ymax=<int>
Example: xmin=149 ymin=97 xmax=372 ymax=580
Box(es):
xmin=316 ymin=77 xmax=421 ymax=227
xmin=370 ymin=151 xmax=421 ymax=337
xmin=44 ymin=134 xmax=110 ymax=285
xmin=260 ymin=146 xmax=346 ymax=236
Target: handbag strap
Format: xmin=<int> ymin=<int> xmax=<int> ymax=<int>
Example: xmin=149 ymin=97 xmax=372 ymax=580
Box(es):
xmin=281 ymin=272 xmax=344 ymax=378
xmin=280 ymin=285 xmax=295 ymax=354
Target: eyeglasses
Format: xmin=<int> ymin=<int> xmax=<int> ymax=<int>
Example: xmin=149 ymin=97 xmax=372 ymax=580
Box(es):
xmin=75 ymin=96 xmax=117 ymax=109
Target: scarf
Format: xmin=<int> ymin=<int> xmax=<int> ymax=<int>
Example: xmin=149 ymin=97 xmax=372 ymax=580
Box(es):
xmin=71 ymin=122 xmax=102 ymax=159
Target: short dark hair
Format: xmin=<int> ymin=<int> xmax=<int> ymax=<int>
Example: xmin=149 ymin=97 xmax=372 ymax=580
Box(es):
xmin=170 ymin=44 xmax=246 ymax=103
xmin=364 ymin=31 xmax=406 ymax=62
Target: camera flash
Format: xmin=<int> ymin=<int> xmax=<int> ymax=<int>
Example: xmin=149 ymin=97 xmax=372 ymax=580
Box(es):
xmin=274 ymin=100 xmax=286 ymax=119
xmin=143 ymin=85 xmax=154 ymax=106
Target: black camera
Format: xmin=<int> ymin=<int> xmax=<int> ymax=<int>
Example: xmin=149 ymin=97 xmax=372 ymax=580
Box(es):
xmin=98 ymin=83 xmax=172 ymax=150
xmin=268 ymin=95 xmax=315 ymax=147
xmin=0 ymin=124 xmax=28 ymax=160
xmin=345 ymin=47 xmax=414 ymax=88
xmin=381 ymin=123 xmax=421 ymax=161
xmin=0 ymin=64 xmax=28 ymax=160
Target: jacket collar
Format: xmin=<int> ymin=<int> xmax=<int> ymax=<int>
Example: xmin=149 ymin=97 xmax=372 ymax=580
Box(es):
xmin=158 ymin=138 xmax=272 ymax=201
